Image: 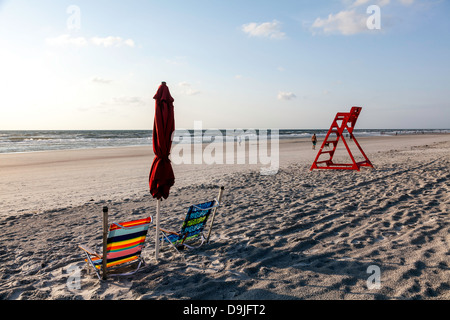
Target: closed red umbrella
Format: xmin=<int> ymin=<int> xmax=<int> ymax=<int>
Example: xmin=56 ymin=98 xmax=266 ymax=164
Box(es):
xmin=149 ymin=81 xmax=175 ymax=199
xmin=149 ymin=81 xmax=175 ymax=258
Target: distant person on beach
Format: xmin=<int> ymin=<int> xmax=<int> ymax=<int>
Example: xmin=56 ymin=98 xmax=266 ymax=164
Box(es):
xmin=311 ymin=134 xmax=317 ymax=150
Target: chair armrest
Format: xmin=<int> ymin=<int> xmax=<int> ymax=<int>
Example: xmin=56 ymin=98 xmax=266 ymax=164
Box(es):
xmin=78 ymin=245 xmax=102 ymax=259
xmin=154 ymin=226 xmax=180 ymax=236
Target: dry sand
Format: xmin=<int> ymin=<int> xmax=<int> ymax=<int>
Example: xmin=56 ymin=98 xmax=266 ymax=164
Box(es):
xmin=0 ymin=134 xmax=449 ymax=300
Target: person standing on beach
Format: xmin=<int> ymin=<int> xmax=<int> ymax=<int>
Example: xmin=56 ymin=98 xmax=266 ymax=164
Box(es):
xmin=311 ymin=134 xmax=317 ymax=150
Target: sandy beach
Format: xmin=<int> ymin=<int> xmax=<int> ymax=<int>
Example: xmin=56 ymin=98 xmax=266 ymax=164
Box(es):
xmin=0 ymin=134 xmax=449 ymax=300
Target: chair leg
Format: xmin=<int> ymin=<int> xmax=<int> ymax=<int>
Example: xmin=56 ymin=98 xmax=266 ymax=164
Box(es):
xmin=85 ymin=260 xmax=91 ymax=275
xmin=162 ymin=232 xmax=182 ymax=255
xmin=84 ymin=253 xmax=102 ymax=280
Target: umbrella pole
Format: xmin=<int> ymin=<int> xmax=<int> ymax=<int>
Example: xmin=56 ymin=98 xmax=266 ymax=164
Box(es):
xmin=155 ymin=199 xmax=161 ymax=260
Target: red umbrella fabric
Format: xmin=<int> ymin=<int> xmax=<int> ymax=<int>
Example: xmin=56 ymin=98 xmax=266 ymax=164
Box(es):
xmin=149 ymin=82 xmax=175 ymax=200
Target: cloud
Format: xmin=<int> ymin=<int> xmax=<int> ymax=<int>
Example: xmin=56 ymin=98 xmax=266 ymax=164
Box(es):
xmin=91 ymin=77 xmax=112 ymax=84
xmin=312 ymin=0 xmax=415 ymax=35
xmin=351 ymin=0 xmax=371 ymax=6
xmin=90 ymin=36 xmax=135 ymax=48
xmin=45 ymin=34 xmax=135 ymax=48
xmin=178 ymin=82 xmax=200 ymax=96
xmin=350 ymin=0 xmax=414 ymax=7
xmin=242 ymin=20 xmax=286 ymax=39
xmin=277 ymin=91 xmax=297 ymax=101
xmin=311 ymin=9 xmax=368 ymax=35
xmin=45 ymin=34 xmax=88 ymax=47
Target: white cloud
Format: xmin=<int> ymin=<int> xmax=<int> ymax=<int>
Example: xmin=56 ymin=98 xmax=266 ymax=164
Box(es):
xmin=349 ymin=0 xmax=415 ymax=7
xmin=178 ymin=82 xmax=200 ymax=96
xmin=277 ymin=91 xmax=296 ymax=101
xmin=351 ymin=0 xmax=371 ymax=7
xmin=312 ymin=0 xmax=414 ymax=36
xmin=124 ymin=39 xmax=136 ymax=47
xmin=311 ymin=9 xmax=368 ymax=35
xmin=91 ymin=36 xmax=135 ymax=48
xmin=91 ymin=77 xmax=112 ymax=84
xmin=45 ymin=34 xmax=88 ymax=47
xmin=242 ymin=20 xmax=286 ymax=39
xmin=46 ymin=34 xmax=135 ymax=48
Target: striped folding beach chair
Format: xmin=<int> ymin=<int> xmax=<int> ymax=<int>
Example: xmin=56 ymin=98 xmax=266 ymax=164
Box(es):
xmin=159 ymin=197 xmax=221 ymax=253
xmin=79 ymin=215 xmax=152 ymax=280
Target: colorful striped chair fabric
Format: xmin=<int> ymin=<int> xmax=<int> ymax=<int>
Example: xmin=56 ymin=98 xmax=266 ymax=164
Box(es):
xmin=79 ymin=216 xmax=152 ymax=279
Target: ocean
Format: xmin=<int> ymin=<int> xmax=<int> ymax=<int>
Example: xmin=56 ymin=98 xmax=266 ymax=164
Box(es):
xmin=0 ymin=129 xmax=448 ymax=154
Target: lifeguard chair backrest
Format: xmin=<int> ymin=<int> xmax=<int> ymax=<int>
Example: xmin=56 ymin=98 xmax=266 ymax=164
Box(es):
xmin=348 ymin=107 xmax=362 ymax=131
xmin=335 ymin=106 xmax=361 ymax=135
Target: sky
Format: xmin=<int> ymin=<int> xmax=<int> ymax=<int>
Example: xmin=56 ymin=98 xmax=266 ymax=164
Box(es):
xmin=0 ymin=0 xmax=449 ymax=130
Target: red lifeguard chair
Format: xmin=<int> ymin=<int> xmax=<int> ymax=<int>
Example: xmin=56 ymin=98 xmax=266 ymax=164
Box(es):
xmin=310 ymin=106 xmax=374 ymax=171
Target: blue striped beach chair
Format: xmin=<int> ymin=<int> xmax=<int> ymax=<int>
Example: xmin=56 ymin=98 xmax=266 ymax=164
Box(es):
xmin=159 ymin=198 xmax=221 ymax=253
xmin=79 ymin=215 xmax=152 ymax=280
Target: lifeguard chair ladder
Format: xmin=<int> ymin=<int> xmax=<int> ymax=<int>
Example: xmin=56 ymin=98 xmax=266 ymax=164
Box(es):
xmin=310 ymin=106 xmax=374 ymax=171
